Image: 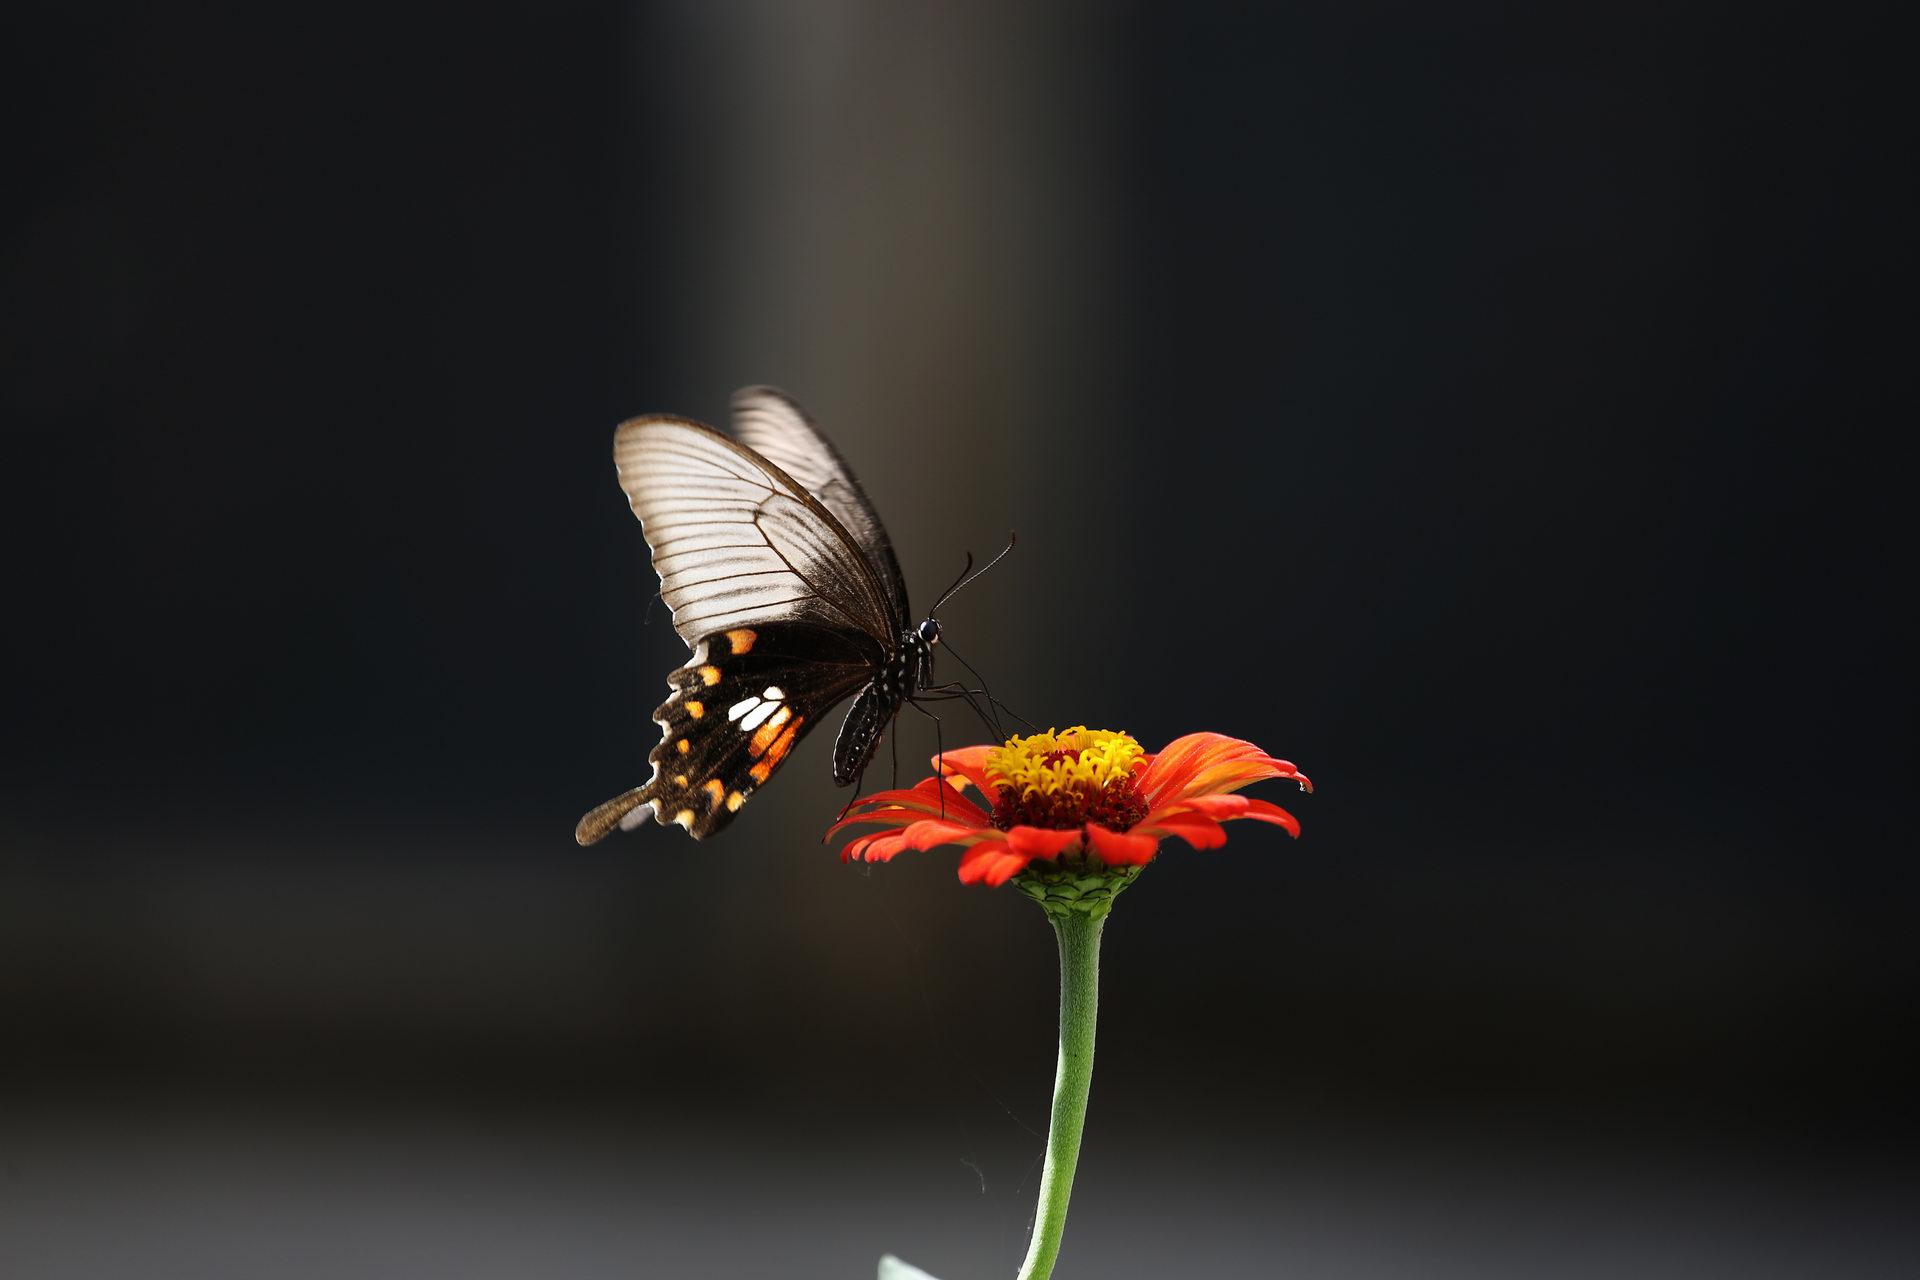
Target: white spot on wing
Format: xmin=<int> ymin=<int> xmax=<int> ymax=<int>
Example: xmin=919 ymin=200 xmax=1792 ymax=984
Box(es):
xmin=762 ymin=686 xmax=787 ymax=701
xmin=740 ymin=701 xmax=779 ymax=731
xmin=728 ymin=697 xmax=762 ymax=723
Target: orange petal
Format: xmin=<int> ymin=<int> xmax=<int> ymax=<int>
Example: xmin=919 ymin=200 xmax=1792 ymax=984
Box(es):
xmin=836 ymin=780 xmax=948 ymax=813
xmin=1137 ymin=812 xmax=1229 ymax=849
xmin=934 ymin=745 xmax=999 ymax=797
xmin=1143 ymin=792 xmax=1302 ymax=839
xmin=1156 ymin=793 xmax=1251 ymax=818
xmin=1138 ymin=727 xmax=1310 ymax=803
xmin=897 ymin=818 xmax=996 ymax=850
xmin=1268 ymin=760 xmax=1313 ymax=793
xmin=917 ymin=780 xmax=990 ymax=825
xmin=850 ymin=785 xmax=936 ymax=808
xmin=1137 ymin=732 xmax=1260 ymax=804
xmin=823 ymin=778 xmax=986 ymax=839
xmin=957 ymin=840 xmax=1029 ymax=886
xmin=845 ymin=831 xmax=913 ymax=863
xmin=1084 ymin=822 xmax=1160 ymax=867
xmin=1219 ymin=795 xmax=1302 ymax=837
xmin=826 ymin=810 xmax=915 ymax=842
xmin=1181 ymin=758 xmax=1306 ymax=800
xmin=1005 ymin=825 xmax=1084 ymax=861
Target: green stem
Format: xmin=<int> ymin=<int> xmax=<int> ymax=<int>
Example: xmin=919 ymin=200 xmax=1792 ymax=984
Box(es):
xmin=1015 ymin=909 xmax=1103 ymax=1280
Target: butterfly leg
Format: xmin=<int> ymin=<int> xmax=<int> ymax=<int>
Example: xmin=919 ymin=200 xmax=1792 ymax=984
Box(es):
xmin=915 ymin=681 xmax=1008 ymax=741
xmin=981 ymin=690 xmax=1035 ymax=732
xmin=907 ymin=699 xmax=947 ymax=819
xmin=934 ymin=638 xmax=1032 ymax=735
xmin=836 ymin=774 xmax=866 ymax=824
xmin=916 ymin=670 xmax=1034 ymax=738
xmin=953 ymin=686 xmax=1034 ymax=735
xmin=961 ymin=685 xmax=1031 ymax=735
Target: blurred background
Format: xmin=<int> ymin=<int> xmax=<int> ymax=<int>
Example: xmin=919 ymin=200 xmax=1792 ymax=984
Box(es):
xmin=3 ymin=2 xmax=1912 ymax=1276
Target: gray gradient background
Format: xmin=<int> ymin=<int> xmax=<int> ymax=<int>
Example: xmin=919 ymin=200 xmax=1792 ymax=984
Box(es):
xmin=2 ymin=2 xmax=1912 ymax=1277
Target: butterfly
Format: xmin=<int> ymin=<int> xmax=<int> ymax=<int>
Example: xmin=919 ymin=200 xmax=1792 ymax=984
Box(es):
xmin=575 ymin=387 xmax=1007 ymax=844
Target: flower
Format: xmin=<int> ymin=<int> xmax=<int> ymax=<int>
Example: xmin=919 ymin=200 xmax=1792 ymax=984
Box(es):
xmin=827 ymin=726 xmax=1312 ymax=888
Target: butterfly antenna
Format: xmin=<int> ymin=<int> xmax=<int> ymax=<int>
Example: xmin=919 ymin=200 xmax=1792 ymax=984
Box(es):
xmin=929 ymin=552 xmax=973 ymax=614
xmin=931 ymin=531 xmax=1017 ymax=616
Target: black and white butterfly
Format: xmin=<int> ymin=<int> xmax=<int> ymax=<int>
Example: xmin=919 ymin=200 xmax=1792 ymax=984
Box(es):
xmin=575 ymin=387 xmax=1007 ymax=844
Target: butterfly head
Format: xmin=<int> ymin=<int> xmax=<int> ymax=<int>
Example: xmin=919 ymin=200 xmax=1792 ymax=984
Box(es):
xmin=917 ymin=617 xmax=942 ymax=647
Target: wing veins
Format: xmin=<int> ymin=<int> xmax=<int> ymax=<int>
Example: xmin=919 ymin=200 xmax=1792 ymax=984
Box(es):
xmin=613 ymin=414 xmax=900 ymax=648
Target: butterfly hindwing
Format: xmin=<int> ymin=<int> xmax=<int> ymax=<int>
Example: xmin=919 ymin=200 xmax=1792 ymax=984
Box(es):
xmin=615 ymin=622 xmax=877 ymax=840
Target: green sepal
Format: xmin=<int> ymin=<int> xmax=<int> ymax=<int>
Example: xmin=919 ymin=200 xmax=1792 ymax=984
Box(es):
xmin=1011 ymin=855 xmax=1143 ymax=921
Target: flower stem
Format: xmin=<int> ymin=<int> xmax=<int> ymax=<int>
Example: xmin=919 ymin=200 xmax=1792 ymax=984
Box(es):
xmin=1016 ymin=908 xmax=1103 ymax=1280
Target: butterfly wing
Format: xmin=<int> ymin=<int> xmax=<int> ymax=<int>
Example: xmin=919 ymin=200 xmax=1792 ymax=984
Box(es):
xmin=729 ymin=387 xmax=911 ymax=629
xmin=576 ymin=415 xmax=902 ymax=843
xmin=575 ymin=621 xmax=876 ymax=842
xmin=612 ymin=415 xmax=900 ymax=645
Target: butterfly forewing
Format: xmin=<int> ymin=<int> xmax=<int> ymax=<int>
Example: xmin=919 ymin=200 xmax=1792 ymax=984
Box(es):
xmin=613 ymin=417 xmax=899 ymax=645
xmin=729 ymin=387 xmax=911 ymax=627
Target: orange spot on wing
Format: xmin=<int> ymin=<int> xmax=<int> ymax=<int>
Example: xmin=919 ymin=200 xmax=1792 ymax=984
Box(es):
xmin=746 ymin=712 xmax=801 ymax=783
xmin=726 ymin=791 xmax=746 ymax=812
xmin=725 ymin=628 xmax=757 ymax=655
xmin=703 ymin=779 xmax=725 ymax=809
xmin=676 ymin=738 xmax=690 ymax=754
xmin=685 ymin=700 xmax=704 ymax=719
xmin=748 ymin=704 xmax=795 ymax=758
xmin=697 ymin=665 xmax=721 ymax=686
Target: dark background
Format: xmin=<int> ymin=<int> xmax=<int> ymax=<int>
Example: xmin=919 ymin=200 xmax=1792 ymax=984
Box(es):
xmin=3 ymin=3 xmax=1912 ymax=1277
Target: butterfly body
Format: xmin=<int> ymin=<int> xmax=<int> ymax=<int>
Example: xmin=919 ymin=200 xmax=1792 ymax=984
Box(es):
xmin=834 ymin=619 xmax=940 ymax=785
xmin=575 ymin=389 xmax=948 ymax=845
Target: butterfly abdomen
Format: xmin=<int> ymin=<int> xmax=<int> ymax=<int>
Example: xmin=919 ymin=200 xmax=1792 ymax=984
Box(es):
xmin=831 ymin=683 xmax=898 ymax=787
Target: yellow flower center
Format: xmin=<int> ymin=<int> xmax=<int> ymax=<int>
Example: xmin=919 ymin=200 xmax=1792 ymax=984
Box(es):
xmin=986 ymin=726 xmax=1149 ymax=832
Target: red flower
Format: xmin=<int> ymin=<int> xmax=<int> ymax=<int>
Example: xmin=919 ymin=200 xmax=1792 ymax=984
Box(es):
xmin=827 ymin=727 xmax=1311 ymax=887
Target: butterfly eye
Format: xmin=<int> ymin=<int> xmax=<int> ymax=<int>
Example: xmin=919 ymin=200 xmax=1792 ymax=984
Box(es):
xmin=918 ymin=618 xmax=941 ymax=645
